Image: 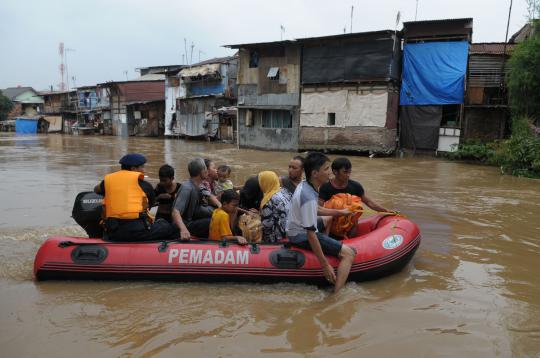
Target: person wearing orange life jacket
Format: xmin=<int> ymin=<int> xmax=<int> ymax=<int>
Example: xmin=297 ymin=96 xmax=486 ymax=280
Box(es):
xmin=94 ymin=153 xmax=178 ymax=242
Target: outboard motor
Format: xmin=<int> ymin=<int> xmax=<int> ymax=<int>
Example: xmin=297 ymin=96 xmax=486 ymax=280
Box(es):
xmin=72 ymin=191 xmax=104 ymax=238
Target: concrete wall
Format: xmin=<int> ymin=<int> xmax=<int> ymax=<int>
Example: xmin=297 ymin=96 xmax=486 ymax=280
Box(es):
xmin=299 ymin=86 xmax=397 ymax=153
xmin=238 ymin=107 xmax=299 ymax=151
xmin=299 ymin=126 xmax=396 ymax=153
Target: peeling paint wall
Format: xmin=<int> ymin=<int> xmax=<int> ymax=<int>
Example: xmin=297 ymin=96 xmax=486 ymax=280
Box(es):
xmin=299 ymin=86 xmax=397 ymax=153
xmin=300 ymin=89 xmax=389 ymax=128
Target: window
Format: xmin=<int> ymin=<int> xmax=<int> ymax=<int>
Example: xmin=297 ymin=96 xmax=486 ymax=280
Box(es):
xmin=249 ymin=51 xmax=259 ymax=68
xmin=327 ymin=113 xmax=336 ymax=126
xmin=260 ymin=110 xmax=292 ymax=129
xmin=267 ymin=67 xmax=280 ymax=81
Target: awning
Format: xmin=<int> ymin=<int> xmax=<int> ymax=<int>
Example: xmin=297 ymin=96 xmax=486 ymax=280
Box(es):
xmin=267 ymin=67 xmax=279 ymax=78
xmin=179 ymin=63 xmax=221 ymax=78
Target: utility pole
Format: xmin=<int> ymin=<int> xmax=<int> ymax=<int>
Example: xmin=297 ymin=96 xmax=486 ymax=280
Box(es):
xmin=64 ymin=47 xmax=75 ymax=91
xmin=123 ymin=70 xmax=128 ymax=80
xmin=350 ymin=6 xmax=354 ymax=33
xmin=184 ymin=38 xmax=188 ymax=65
xmin=500 ymin=0 xmax=513 ymax=96
xmin=198 ymin=50 xmax=205 ymax=63
xmin=415 ymin=0 xmax=419 ymax=21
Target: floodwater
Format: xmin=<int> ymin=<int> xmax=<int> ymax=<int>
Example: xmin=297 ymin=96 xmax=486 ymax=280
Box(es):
xmin=1 ymin=133 xmax=539 ymax=357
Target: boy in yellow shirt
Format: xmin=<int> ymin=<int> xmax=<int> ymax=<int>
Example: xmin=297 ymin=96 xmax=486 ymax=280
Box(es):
xmin=209 ymin=189 xmax=247 ymax=245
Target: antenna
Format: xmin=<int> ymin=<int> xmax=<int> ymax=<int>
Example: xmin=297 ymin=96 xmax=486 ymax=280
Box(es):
xmin=123 ymin=70 xmax=128 ymax=80
xmin=415 ymin=0 xmax=419 ymax=21
xmin=198 ymin=50 xmax=205 ymax=62
xmin=280 ymin=25 xmax=286 ymax=40
xmin=190 ymin=42 xmax=194 ymax=65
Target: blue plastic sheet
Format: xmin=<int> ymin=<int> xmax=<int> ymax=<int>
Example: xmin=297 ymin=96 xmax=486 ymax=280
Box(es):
xmin=400 ymin=41 xmax=469 ymax=105
xmin=15 ymin=118 xmax=38 ymax=134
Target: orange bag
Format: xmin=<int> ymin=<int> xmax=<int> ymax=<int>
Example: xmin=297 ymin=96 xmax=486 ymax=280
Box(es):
xmin=323 ymin=193 xmax=363 ymax=238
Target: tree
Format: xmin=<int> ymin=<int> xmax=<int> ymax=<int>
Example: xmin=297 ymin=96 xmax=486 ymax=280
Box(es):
xmin=0 ymin=90 xmax=14 ymax=121
xmin=507 ymin=20 xmax=540 ymax=124
xmin=526 ymin=0 xmax=540 ymax=20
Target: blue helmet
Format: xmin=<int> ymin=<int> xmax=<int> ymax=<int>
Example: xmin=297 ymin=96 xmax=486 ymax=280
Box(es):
xmin=119 ymin=153 xmax=146 ymax=167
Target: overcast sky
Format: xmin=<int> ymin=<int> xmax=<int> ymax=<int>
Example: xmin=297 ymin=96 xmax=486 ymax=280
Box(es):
xmin=0 ymin=0 xmax=529 ymax=90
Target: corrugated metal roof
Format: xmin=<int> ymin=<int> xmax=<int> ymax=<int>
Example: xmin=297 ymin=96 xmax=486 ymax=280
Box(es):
xmin=225 ymin=30 xmax=397 ymax=49
xmin=470 ymin=43 xmax=515 ymax=55
xmin=296 ymin=30 xmax=396 ymax=42
xmin=403 ymin=17 xmax=473 ymax=26
xmin=224 ymin=40 xmax=295 ymax=49
xmin=2 ymin=87 xmax=36 ymax=100
xmin=188 ymin=56 xmax=237 ymax=67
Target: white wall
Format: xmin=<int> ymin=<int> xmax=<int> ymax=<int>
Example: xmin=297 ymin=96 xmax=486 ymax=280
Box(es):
xmin=300 ymin=90 xmax=388 ymax=128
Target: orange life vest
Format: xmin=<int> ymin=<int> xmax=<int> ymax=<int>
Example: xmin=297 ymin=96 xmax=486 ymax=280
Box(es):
xmin=323 ymin=193 xmax=363 ymax=238
xmin=103 ymin=170 xmax=148 ymax=220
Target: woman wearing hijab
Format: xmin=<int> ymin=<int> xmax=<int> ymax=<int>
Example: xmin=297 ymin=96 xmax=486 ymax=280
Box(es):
xmin=259 ymin=171 xmax=292 ymax=243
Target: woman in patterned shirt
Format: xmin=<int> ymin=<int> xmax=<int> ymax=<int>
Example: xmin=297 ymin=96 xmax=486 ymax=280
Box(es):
xmin=258 ymin=171 xmax=292 ymax=243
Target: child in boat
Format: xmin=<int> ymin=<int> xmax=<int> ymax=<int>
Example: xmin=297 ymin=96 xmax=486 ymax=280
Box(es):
xmin=153 ymin=164 xmax=181 ymax=223
xmin=209 ymin=189 xmax=247 ymax=245
xmin=215 ymin=165 xmax=234 ymax=198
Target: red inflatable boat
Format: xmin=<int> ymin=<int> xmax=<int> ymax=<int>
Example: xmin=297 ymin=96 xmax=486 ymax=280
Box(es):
xmin=34 ymin=214 xmax=421 ymax=284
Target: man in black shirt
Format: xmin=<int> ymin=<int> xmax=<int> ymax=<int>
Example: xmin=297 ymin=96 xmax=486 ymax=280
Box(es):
xmin=154 ymin=164 xmax=181 ymax=223
xmin=319 ymin=157 xmax=388 ymax=213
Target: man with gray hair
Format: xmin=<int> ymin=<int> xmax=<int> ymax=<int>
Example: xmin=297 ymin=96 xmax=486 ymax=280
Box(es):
xmin=172 ymin=158 xmax=213 ymax=239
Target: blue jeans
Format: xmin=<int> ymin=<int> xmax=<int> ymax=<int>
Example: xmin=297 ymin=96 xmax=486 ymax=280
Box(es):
xmin=288 ymin=231 xmax=343 ymax=257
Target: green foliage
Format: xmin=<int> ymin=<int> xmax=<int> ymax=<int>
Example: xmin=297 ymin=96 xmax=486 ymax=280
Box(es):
xmin=449 ymin=117 xmax=540 ymax=178
xmin=0 ymin=90 xmax=14 ymax=121
xmin=493 ymin=116 xmax=540 ymax=177
xmin=507 ymin=21 xmax=540 ymax=124
xmin=446 ymin=140 xmax=498 ymax=163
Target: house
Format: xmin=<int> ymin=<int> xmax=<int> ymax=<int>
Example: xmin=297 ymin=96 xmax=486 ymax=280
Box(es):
xmin=399 ymin=18 xmax=473 ymax=153
xmin=227 ymin=31 xmax=400 ymax=153
xmin=463 ymin=43 xmax=514 ymax=142
xmin=75 ymin=85 xmax=111 ymax=134
xmin=40 ymin=90 xmax=77 ymax=133
xmin=98 ymin=74 xmax=165 ymax=136
xmin=225 ymin=40 xmax=300 ymax=151
xmin=297 ymin=31 xmax=401 ymax=154
xmin=175 ymin=56 xmax=238 ymax=139
xmin=135 ymin=65 xmax=185 ymax=137
xmin=2 ymin=87 xmax=44 ymax=119
xmin=225 ymin=40 xmax=300 ymax=150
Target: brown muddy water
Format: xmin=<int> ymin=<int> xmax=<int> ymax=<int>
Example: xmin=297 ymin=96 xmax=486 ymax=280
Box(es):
xmin=1 ymin=133 xmax=539 ymax=357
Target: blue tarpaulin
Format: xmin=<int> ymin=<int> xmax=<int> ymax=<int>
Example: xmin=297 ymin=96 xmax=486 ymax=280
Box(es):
xmin=15 ymin=118 xmax=38 ymax=134
xmin=400 ymin=41 xmax=469 ymax=106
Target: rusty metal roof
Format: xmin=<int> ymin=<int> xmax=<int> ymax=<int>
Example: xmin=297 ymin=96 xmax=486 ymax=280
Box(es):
xmin=470 ymin=43 xmax=515 ymax=55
